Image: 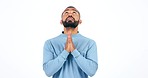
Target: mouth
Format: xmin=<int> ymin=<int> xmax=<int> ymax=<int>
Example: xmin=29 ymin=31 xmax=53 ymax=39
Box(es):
xmin=66 ymin=16 xmax=75 ymax=22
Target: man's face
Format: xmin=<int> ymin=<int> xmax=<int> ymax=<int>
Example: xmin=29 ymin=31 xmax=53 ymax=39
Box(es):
xmin=61 ymin=8 xmax=80 ymax=28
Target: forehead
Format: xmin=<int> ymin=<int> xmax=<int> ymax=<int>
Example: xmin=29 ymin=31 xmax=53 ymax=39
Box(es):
xmin=64 ymin=8 xmax=78 ymax=12
xmin=61 ymin=7 xmax=80 ymax=18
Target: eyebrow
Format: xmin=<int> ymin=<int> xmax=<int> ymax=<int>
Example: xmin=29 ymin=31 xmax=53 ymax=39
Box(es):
xmin=61 ymin=7 xmax=80 ymax=17
xmin=64 ymin=8 xmax=78 ymax=12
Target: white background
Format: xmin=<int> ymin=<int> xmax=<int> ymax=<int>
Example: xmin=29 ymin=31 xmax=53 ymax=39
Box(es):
xmin=0 ymin=0 xmax=148 ymax=78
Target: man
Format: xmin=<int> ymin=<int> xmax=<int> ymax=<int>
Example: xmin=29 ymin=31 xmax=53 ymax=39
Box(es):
xmin=43 ymin=6 xmax=98 ymax=78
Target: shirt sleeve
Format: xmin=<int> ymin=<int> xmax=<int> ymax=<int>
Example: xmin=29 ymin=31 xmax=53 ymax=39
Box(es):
xmin=71 ymin=40 xmax=98 ymax=77
xmin=43 ymin=40 xmax=69 ymax=77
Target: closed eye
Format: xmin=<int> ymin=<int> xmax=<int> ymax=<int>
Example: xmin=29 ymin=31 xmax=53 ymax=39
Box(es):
xmin=65 ymin=12 xmax=68 ymax=14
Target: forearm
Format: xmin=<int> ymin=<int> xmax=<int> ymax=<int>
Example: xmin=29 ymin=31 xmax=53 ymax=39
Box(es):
xmin=71 ymin=49 xmax=98 ymax=77
xmin=43 ymin=50 xmax=69 ymax=77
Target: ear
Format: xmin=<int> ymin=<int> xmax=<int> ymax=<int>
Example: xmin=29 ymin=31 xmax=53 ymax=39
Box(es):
xmin=79 ymin=19 xmax=82 ymax=24
xmin=60 ymin=20 xmax=63 ymax=24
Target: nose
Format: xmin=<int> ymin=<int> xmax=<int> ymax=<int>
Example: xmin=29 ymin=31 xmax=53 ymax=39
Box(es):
xmin=68 ymin=13 xmax=72 ymax=16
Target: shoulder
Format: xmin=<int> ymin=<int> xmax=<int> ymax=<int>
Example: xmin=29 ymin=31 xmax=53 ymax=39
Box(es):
xmin=80 ymin=34 xmax=96 ymax=43
xmin=44 ymin=35 xmax=61 ymax=44
xmin=79 ymin=34 xmax=96 ymax=47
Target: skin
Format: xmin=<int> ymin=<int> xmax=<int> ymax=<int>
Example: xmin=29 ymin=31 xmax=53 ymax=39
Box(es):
xmin=60 ymin=7 xmax=82 ymax=52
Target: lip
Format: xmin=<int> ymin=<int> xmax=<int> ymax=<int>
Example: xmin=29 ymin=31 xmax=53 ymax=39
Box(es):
xmin=67 ymin=17 xmax=74 ymax=20
xmin=67 ymin=16 xmax=74 ymax=20
xmin=66 ymin=16 xmax=75 ymax=22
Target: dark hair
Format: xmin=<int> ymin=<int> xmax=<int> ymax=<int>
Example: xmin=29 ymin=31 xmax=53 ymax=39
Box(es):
xmin=61 ymin=6 xmax=80 ymax=18
xmin=67 ymin=6 xmax=76 ymax=8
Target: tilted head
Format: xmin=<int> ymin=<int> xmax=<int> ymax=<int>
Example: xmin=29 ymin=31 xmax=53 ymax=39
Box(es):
xmin=61 ymin=6 xmax=82 ymax=28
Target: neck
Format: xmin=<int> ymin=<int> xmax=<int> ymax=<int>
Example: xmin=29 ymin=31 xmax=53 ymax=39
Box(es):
xmin=64 ymin=27 xmax=78 ymax=35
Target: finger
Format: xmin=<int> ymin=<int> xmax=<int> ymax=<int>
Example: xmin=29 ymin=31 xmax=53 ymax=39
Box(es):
xmin=67 ymin=30 xmax=72 ymax=35
xmin=67 ymin=34 xmax=72 ymax=43
xmin=71 ymin=41 xmax=75 ymax=48
xmin=68 ymin=34 xmax=71 ymax=39
xmin=70 ymin=42 xmax=75 ymax=52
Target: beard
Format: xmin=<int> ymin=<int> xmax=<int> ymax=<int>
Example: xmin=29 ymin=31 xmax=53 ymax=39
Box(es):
xmin=62 ymin=16 xmax=79 ymax=28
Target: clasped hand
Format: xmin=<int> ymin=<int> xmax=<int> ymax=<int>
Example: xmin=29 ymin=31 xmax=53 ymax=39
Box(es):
xmin=65 ymin=33 xmax=75 ymax=52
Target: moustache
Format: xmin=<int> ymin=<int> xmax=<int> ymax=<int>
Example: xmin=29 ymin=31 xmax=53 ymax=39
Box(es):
xmin=66 ymin=16 xmax=75 ymax=22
